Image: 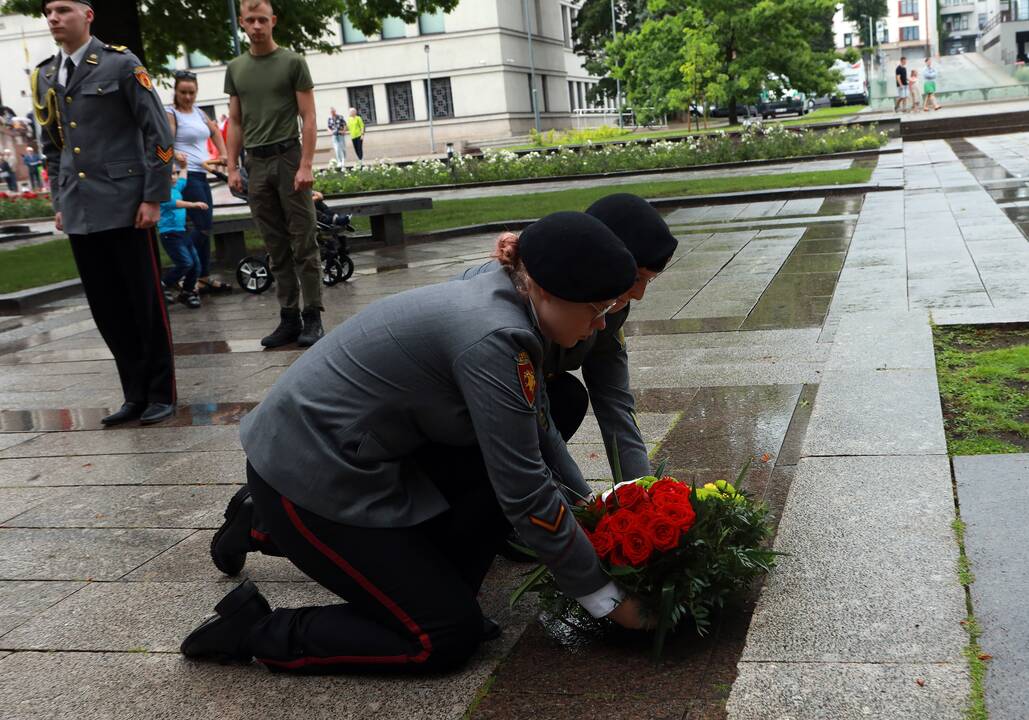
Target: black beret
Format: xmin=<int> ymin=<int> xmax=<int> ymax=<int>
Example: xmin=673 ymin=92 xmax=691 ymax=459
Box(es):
xmin=586 ymin=193 xmax=678 ymax=272
xmin=42 ymin=0 xmax=93 ymax=12
xmin=519 ymin=211 xmax=636 ymax=303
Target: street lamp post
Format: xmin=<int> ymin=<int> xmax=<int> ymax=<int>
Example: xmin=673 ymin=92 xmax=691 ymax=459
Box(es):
xmin=521 ymin=0 xmax=542 ymax=133
xmin=227 ymin=0 xmax=241 ymax=56
xmin=424 ymin=44 xmax=435 ymax=154
xmin=611 ymin=0 xmax=622 ymax=128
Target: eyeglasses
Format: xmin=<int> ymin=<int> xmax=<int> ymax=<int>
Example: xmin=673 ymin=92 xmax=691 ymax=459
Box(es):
xmin=588 ymin=300 xmax=619 ymax=321
xmin=174 ymin=70 xmax=197 ymax=80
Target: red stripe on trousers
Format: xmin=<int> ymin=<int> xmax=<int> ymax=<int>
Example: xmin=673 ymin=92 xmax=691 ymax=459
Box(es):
xmin=144 ymin=227 xmax=176 ymax=403
xmin=255 ymin=497 xmax=433 ymax=670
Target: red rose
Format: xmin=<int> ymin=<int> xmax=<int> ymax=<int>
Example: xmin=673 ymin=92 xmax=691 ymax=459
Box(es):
xmin=649 ymin=478 xmax=690 ymax=498
xmin=588 ymin=528 xmax=615 ymax=559
xmin=621 ymin=527 xmax=654 ymax=566
xmin=606 ymin=508 xmax=638 ymax=536
xmin=612 ymin=482 xmax=649 ymax=511
xmin=646 ymin=514 xmax=682 ymax=552
xmin=609 ymin=542 xmax=629 ymax=566
xmin=654 ymin=496 xmax=697 ymax=532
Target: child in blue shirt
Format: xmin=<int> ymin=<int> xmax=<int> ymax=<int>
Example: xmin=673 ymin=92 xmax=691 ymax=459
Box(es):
xmin=160 ymin=157 xmax=209 ymax=309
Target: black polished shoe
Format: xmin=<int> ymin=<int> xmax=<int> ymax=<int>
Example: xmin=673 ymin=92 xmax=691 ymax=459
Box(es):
xmin=481 ymin=617 xmax=502 ymax=642
xmin=180 ymin=579 xmax=271 ymax=663
xmin=211 ymin=486 xmax=253 ymax=576
xmin=101 ymin=402 xmax=145 ymax=427
xmin=140 ymin=402 xmax=176 ymax=425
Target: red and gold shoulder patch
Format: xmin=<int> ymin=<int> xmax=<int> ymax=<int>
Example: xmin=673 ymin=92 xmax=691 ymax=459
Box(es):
xmin=156 ymin=145 xmax=174 ymax=164
xmin=529 ymin=505 xmax=566 ymax=534
xmin=134 ymin=66 xmax=153 ymax=91
xmin=516 ymin=351 xmax=536 ymax=408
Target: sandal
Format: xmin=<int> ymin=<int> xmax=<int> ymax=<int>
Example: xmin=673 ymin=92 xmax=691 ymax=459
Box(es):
xmin=198 ymin=277 xmax=233 ymax=295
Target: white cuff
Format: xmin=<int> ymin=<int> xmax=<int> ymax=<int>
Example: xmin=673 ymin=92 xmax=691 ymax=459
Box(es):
xmin=576 ymin=581 xmax=625 ymax=619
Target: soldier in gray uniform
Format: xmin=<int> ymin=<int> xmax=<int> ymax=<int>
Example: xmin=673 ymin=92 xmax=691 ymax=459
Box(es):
xmin=33 ymin=0 xmax=176 ymax=425
xmin=459 ymin=193 xmax=678 ymax=482
xmin=182 ymin=212 xmax=650 ymax=674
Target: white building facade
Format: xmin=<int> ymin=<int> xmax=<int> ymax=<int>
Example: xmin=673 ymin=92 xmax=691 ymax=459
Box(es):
xmin=832 ymin=0 xmax=940 ymax=61
xmin=0 ymin=0 xmax=612 ymax=163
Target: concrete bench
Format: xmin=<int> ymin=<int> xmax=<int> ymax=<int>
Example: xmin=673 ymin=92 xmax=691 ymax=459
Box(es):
xmin=211 ymin=196 xmax=432 ymax=266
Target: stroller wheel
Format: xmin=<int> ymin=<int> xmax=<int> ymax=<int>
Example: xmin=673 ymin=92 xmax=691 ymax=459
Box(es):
xmin=237 ymin=256 xmax=273 ymax=294
xmin=322 ymin=257 xmax=343 ymax=286
xmin=339 ymin=254 xmax=355 ymax=282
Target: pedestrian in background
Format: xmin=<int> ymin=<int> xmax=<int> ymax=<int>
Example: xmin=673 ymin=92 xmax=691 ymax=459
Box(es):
xmin=0 ymin=150 xmax=16 ymax=192
xmin=327 ymin=106 xmax=346 ymax=168
xmin=159 ymin=156 xmax=208 ymax=309
xmin=165 ymin=70 xmax=233 ymax=294
xmin=894 ymin=56 xmax=909 ymax=114
xmin=225 ymin=0 xmax=325 ymax=347
xmin=346 ymin=107 xmax=364 ymax=165
xmin=922 ymin=57 xmax=942 ymax=111
xmin=22 ymin=145 xmax=43 ymax=189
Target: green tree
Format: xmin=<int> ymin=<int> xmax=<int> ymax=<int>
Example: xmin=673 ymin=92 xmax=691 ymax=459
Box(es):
xmin=5 ymin=0 xmax=460 ymax=70
xmin=841 ymin=0 xmax=888 ymax=48
xmin=611 ymin=0 xmax=842 ymax=125
xmin=571 ymin=0 xmax=649 ymax=105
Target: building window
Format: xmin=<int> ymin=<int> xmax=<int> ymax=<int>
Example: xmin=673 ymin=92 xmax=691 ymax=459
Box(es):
xmin=577 ymin=81 xmax=585 ymax=110
xmin=419 ymin=9 xmax=445 ymax=35
xmin=901 ymin=25 xmax=920 ymax=40
xmin=187 ymin=50 xmax=212 ymax=68
xmin=844 ymin=33 xmax=853 ymax=46
xmin=541 ymin=75 xmax=549 ymax=112
xmin=899 ymin=0 xmax=919 ymax=18
xmin=423 ymin=77 xmax=454 ymax=118
xmin=341 ymin=15 xmax=368 ymax=44
xmin=568 ymin=80 xmax=576 ymax=110
xmin=387 ymin=81 xmax=414 ymax=122
xmin=381 ymin=16 xmax=407 ymax=39
xmin=348 ymin=85 xmax=377 ymax=125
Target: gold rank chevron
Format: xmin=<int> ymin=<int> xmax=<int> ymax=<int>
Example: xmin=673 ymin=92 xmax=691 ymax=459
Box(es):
xmin=529 ymin=504 xmax=566 ymax=534
xmin=156 ymin=145 xmax=174 ymax=164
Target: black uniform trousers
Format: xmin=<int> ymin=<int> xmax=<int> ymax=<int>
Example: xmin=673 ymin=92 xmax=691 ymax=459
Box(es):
xmin=244 ymin=443 xmax=509 ymax=675
xmin=68 ymin=227 xmax=176 ymax=405
xmin=546 ymin=371 xmax=590 ymax=442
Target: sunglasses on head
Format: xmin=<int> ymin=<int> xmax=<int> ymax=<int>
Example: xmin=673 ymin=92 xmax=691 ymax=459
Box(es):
xmin=174 ymin=70 xmax=197 ymax=80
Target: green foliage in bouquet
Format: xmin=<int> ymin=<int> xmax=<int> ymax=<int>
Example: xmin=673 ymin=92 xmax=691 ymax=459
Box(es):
xmin=511 ymin=448 xmax=779 ymax=660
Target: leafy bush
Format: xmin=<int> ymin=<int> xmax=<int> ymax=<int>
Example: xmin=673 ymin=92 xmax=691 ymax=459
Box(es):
xmin=0 ymin=193 xmax=53 ymax=221
xmin=530 ymin=125 xmax=633 ymax=147
xmin=314 ymin=123 xmax=889 ymax=196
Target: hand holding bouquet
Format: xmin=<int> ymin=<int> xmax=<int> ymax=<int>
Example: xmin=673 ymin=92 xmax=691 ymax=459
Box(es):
xmin=512 ymin=450 xmax=779 ymax=659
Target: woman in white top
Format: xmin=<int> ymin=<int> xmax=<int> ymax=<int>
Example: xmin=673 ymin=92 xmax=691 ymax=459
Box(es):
xmin=166 ymin=71 xmax=231 ymax=293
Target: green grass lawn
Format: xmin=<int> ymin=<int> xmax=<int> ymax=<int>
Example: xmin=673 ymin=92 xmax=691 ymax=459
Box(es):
xmin=0 ymin=166 xmax=871 ymax=294
xmin=505 ymin=106 xmax=869 ymax=151
xmin=933 ymin=324 xmax=1029 ymax=455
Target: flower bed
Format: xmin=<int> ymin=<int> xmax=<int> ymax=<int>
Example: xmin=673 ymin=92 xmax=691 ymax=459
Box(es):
xmin=315 ymin=123 xmax=889 ymax=195
xmin=0 ymin=192 xmax=53 ymax=222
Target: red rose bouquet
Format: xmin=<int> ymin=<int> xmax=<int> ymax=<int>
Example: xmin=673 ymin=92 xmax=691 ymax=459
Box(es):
xmin=511 ymin=453 xmax=778 ymax=659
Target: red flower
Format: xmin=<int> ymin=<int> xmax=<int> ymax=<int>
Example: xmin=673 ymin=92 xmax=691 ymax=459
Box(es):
xmin=588 ymin=528 xmax=615 ymax=559
xmin=611 ymin=482 xmax=649 ymax=511
xmin=646 ymin=514 xmax=682 ymax=552
xmin=621 ymin=527 xmax=654 ymax=566
xmin=649 ymin=478 xmax=690 ymax=498
xmin=609 ymin=542 xmax=629 ymax=566
xmin=606 ymin=508 xmax=638 ymax=536
xmin=653 ymin=495 xmax=697 ymax=532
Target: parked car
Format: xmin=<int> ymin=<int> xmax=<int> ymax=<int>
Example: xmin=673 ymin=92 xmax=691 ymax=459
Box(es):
xmin=755 ymin=75 xmax=811 ymax=118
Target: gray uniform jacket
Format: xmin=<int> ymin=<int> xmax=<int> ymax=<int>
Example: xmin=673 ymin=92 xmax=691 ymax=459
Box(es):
xmin=458 ymin=261 xmax=650 ymax=480
xmin=32 ymin=37 xmax=172 ymax=235
xmin=239 ymin=269 xmax=608 ymax=599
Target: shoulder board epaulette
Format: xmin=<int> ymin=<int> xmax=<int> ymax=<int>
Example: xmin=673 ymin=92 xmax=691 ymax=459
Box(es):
xmin=35 ymin=55 xmax=55 ymax=68
xmin=104 ymin=44 xmax=130 ymax=53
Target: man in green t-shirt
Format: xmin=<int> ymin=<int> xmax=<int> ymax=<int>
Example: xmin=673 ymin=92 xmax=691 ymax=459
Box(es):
xmin=225 ymin=0 xmax=324 ymax=347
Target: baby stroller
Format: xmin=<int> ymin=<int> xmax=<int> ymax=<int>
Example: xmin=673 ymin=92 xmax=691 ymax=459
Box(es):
xmin=208 ymin=161 xmax=355 ymax=295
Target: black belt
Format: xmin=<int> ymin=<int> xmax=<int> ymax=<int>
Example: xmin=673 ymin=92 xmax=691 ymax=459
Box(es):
xmin=248 ymin=138 xmax=299 ymax=159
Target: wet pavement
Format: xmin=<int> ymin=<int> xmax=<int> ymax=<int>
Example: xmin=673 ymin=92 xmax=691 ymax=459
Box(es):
xmin=0 ymin=133 xmax=1028 ymax=719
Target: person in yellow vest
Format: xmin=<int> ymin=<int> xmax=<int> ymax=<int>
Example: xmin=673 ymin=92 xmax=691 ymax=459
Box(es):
xmin=346 ymin=107 xmax=364 ymax=165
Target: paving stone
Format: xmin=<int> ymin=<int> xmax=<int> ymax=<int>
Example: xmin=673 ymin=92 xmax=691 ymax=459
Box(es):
xmin=0 ymin=580 xmax=84 ymax=636
xmin=0 ymin=434 xmax=40 ymax=453
xmin=0 ymin=528 xmax=191 ymax=581
xmin=825 ymin=311 xmax=937 ymax=371
xmin=0 ymin=454 xmax=177 ymax=488
xmin=802 ymin=369 xmax=946 ymax=456
xmin=727 ymin=662 xmax=968 ymax=720
xmin=953 ymin=454 xmax=1029 ymax=720
xmin=0 ymin=488 xmax=68 ymax=524
xmin=0 ymin=427 xmax=238 ymax=459
xmin=569 ymin=413 xmax=679 ymax=446
xmin=742 ymin=455 xmax=966 ymax=663
xmin=3 ymin=485 xmax=236 ymax=529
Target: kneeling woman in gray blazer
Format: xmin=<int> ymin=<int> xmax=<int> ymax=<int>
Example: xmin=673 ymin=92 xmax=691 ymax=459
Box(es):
xmin=182 ymin=211 xmax=650 ymax=674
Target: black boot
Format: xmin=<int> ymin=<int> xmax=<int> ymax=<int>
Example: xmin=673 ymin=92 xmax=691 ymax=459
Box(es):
xmin=180 ymin=580 xmax=271 ymax=663
xmin=261 ymin=308 xmax=302 ymax=348
xmin=210 ymin=486 xmax=254 ymax=576
xmin=297 ymin=308 xmax=324 ymax=347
